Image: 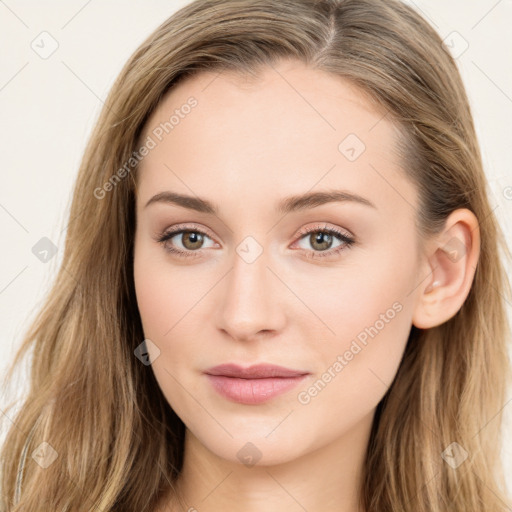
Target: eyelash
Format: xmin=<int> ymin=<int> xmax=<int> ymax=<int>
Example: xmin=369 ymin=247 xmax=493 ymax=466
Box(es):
xmin=156 ymin=223 xmax=355 ymax=260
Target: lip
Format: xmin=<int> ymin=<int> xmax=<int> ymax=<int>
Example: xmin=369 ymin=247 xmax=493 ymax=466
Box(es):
xmin=205 ymin=363 xmax=308 ymax=379
xmin=204 ymin=363 xmax=309 ymax=405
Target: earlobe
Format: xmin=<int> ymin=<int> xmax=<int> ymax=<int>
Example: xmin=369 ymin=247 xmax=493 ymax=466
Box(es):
xmin=412 ymin=209 xmax=480 ymax=329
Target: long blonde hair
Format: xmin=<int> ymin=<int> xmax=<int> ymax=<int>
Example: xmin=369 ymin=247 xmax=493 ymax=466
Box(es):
xmin=1 ymin=0 xmax=511 ymax=510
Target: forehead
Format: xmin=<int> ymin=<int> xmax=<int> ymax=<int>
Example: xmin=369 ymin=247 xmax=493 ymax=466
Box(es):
xmin=136 ymin=60 xmax=417 ymax=220
xmin=141 ymin=60 xmax=391 ymax=147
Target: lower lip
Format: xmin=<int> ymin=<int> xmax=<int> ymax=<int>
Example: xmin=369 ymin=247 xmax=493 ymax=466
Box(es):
xmin=205 ymin=374 xmax=308 ymax=405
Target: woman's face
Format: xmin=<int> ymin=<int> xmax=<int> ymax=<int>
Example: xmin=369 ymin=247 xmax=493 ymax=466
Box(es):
xmin=133 ymin=59 xmax=424 ymax=466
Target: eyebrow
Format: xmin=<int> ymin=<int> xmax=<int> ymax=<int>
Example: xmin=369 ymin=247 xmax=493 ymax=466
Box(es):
xmin=144 ymin=189 xmax=376 ymax=214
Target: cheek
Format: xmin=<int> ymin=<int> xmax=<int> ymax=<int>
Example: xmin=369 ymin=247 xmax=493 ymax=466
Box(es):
xmin=292 ymin=285 xmax=413 ymax=437
xmin=293 ymin=245 xmax=417 ymax=400
xmin=294 ymin=259 xmax=413 ymax=348
xmin=133 ymin=247 xmax=202 ymax=410
xmin=133 ymin=244 xmax=214 ymax=382
xmin=133 ymin=242 xmax=197 ymax=339
xmin=133 ymin=257 xmax=172 ymax=338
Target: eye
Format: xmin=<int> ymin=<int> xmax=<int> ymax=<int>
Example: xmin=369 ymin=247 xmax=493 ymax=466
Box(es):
xmin=292 ymin=224 xmax=355 ymax=259
xmin=156 ymin=224 xmax=217 ymax=258
xmin=155 ymin=222 xmax=355 ymax=260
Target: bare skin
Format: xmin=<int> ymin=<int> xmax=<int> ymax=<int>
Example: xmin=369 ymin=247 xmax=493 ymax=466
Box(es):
xmin=133 ymin=59 xmax=480 ymax=512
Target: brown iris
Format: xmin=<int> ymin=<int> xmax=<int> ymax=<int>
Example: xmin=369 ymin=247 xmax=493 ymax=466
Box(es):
xmin=181 ymin=231 xmax=205 ymax=250
xmin=309 ymin=231 xmax=333 ymax=251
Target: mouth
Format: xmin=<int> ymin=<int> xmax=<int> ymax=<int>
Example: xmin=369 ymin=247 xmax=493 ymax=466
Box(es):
xmin=204 ymin=363 xmax=310 ymax=405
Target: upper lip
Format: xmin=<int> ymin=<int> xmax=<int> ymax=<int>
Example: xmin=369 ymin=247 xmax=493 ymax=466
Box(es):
xmin=204 ymin=363 xmax=309 ymax=379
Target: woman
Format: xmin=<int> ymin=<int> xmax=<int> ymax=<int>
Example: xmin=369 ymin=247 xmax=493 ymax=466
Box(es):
xmin=1 ymin=0 xmax=510 ymax=510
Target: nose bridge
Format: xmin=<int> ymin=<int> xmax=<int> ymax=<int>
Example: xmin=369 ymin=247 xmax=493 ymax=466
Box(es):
xmin=217 ymin=236 xmax=284 ymax=340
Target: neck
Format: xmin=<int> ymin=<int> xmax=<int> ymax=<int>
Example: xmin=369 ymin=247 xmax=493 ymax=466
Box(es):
xmin=162 ymin=410 xmax=373 ymax=512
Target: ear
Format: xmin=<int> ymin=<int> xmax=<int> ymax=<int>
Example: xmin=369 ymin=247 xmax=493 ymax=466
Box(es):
xmin=412 ymin=208 xmax=480 ymax=329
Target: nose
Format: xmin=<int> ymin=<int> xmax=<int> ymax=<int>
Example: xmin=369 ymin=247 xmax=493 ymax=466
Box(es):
xmin=216 ymin=245 xmax=286 ymax=342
